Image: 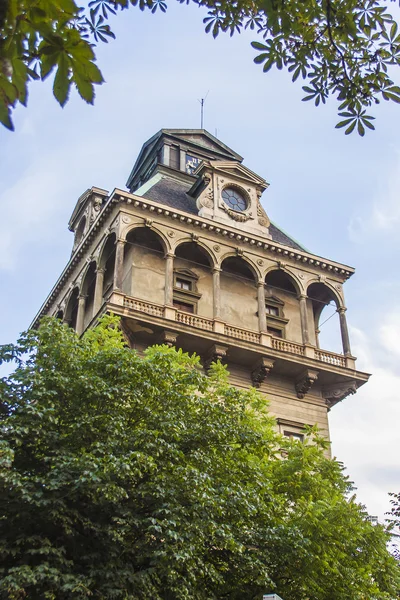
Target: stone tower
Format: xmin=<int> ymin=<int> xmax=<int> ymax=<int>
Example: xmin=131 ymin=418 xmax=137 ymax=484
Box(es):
xmin=32 ymin=129 xmax=369 ymax=446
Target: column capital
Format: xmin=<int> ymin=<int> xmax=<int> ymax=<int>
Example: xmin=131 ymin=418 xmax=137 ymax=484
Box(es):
xmin=78 ymin=293 xmax=88 ymax=301
xmin=298 ymin=293 xmax=307 ymax=300
xmin=116 ymin=237 xmax=126 ymax=245
xmin=165 ymin=252 xmax=175 ymax=259
xmin=338 ymin=306 xmax=347 ymax=314
xmin=212 ymin=266 xmax=221 ymax=274
xmin=257 ymin=279 xmax=265 ymax=288
xmin=96 ymin=267 xmax=105 ymax=274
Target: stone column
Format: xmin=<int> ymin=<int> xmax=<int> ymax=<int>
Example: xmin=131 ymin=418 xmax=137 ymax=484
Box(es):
xmin=76 ymin=294 xmax=87 ymax=336
xmin=165 ymin=253 xmax=174 ymax=306
xmin=257 ymin=280 xmax=267 ymax=332
xmin=113 ymin=239 xmax=126 ymax=291
xmin=93 ymin=267 xmax=105 ymax=317
xmin=299 ymin=294 xmax=310 ymax=345
xmin=213 ymin=267 xmax=221 ymax=320
xmin=338 ymin=306 xmax=351 ymax=356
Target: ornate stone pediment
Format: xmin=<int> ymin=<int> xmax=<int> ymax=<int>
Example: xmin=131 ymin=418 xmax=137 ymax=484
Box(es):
xmin=189 ymin=160 xmax=272 ymax=238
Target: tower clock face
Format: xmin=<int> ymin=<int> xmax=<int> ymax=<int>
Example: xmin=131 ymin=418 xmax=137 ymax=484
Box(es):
xmin=185 ymin=155 xmax=202 ymax=175
xmin=222 ymin=187 xmax=247 ymax=212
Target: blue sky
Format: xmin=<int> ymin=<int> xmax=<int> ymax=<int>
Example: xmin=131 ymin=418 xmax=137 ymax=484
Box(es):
xmin=1 ymin=2 xmax=399 ymax=522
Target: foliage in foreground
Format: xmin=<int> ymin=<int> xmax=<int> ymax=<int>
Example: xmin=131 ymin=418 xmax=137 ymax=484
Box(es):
xmin=0 ymin=315 xmax=399 ymax=599
xmin=2 ymin=0 xmax=400 ymax=134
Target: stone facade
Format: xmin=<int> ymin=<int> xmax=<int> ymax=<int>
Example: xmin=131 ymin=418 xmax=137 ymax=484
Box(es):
xmin=32 ymin=129 xmax=369 ymax=451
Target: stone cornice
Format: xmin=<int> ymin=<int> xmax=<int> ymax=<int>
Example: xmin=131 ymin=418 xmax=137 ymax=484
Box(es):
xmin=112 ymin=189 xmax=355 ymax=277
xmin=30 ymin=187 xmax=355 ymax=328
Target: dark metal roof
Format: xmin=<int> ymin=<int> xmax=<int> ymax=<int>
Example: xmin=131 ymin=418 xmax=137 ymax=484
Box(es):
xmin=142 ymin=178 xmax=197 ymax=214
xmin=141 ymin=177 xmax=305 ymax=250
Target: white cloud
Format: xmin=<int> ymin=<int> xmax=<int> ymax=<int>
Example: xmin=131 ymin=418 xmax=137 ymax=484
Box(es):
xmin=348 ymin=150 xmax=400 ymax=242
xmin=330 ymin=323 xmax=400 ymax=522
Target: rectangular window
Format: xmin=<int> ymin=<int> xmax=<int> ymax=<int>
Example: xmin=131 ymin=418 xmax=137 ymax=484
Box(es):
xmin=173 ymin=300 xmax=194 ymax=313
xmin=266 ymin=305 xmax=279 ymax=316
xmin=176 ymin=278 xmax=192 ymax=291
xmin=267 ymin=326 xmax=283 ymax=338
xmin=283 ymin=430 xmax=304 ymax=442
xmin=169 ymin=145 xmax=180 ymax=170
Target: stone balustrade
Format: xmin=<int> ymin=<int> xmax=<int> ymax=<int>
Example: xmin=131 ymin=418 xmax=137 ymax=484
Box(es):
xmin=121 ymin=294 xmax=351 ymax=369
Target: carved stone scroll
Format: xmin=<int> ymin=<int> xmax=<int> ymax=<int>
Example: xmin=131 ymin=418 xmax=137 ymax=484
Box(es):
xmin=295 ymin=369 xmax=319 ymax=399
xmin=203 ymin=343 xmax=228 ymax=372
xmin=251 ymin=357 xmax=275 ymax=388
xmin=323 ymin=380 xmax=357 ymax=409
xmin=158 ymin=330 xmax=178 ymax=348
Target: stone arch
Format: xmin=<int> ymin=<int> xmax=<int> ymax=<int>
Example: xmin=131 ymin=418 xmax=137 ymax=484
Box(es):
xmin=220 ymin=255 xmax=258 ymax=331
xmin=306 ymin=279 xmax=343 ymax=309
xmin=307 ymin=282 xmax=343 ymax=352
xmin=174 ymin=241 xmax=214 ymax=268
xmin=81 ymin=261 xmax=97 ymax=329
xmin=64 ymin=287 xmax=79 ymax=330
xmin=220 ymin=252 xmax=259 ymax=281
xmin=99 ymin=232 xmax=116 ymax=297
xmin=123 ymin=223 xmax=169 ymax=254
xmin=123 ymin=227 xmax=166 ymax=302
xmin=264 ymin=267 xmax=301 ymax=296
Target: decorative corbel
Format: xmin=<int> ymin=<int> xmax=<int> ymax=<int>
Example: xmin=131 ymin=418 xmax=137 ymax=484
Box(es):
xmin=323 ymin=380 xmax=357 ymax=410
xmin=203 ymin=343 xmax=228 ymax=372
xmin=251 ymin=357 xmax=274 ymax=388
xmin=158 ymin=330 xmax=178 ymax=348
xmin=295 ymin=369 xmax=319 ymax=399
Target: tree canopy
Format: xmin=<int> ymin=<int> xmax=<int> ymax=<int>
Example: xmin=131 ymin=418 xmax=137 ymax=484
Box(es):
xmin=1 ymin=0 xmax=400 ymax=134
xmin=0 ymin=315 xmax=399 ymax=599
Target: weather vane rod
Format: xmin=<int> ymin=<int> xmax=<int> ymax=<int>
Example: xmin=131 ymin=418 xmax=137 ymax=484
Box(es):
xmin=198 ymin=90 xmax=209 ymax=129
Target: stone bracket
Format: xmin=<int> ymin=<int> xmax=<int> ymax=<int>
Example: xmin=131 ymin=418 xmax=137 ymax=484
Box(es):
xmin=295 ymin=368 xmax=319 ymax=399
xmin=203 ymin=343 xmax=228 ymax=372
xmin=323 ymin=380 xmax=357 ymax=409
xmin=251 ymin=357 xmax=275 ymax=388
xmin=158 ymin=330 xmax=179 ymax=348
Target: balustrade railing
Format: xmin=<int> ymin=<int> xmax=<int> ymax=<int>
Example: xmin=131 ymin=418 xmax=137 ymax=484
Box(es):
xmin=176 ymin=311 xmax=213 ymax=331
xmin=224 ymin=325 xmax=259 ymax=344
xmin=315 ymin=349 xmax=346 ymax=367
xmin=271 ymin=338 xmax=305 ymax=356
xmin=123 ymin=297 xmax=164 ymax=317
xmin=122 ymin=295 xmax=348 ymax=367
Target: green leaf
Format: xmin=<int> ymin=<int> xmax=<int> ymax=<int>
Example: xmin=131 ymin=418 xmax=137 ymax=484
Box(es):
xmin=251 ymin=41 xmax=268 ymax=50
xmin=73 ymin=72 xmax=94 ymax=103
xmin=357 ymin=120 xmax=365 ymax=136
xmin=253 ymin=52 xmax=269 ymax=64
xmin=345 ymin=120 xmax=357 ymax=135
xmin=53 ymin=53 xmax=71 ymax=107
xmin=335 ymin=118 xmax=354 ymax=129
